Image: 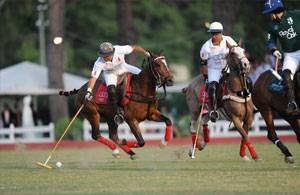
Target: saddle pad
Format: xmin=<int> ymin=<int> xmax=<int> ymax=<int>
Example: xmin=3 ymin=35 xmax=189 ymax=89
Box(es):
xmin=94 ymin=83 xmax=109 ymax=104
xmin=198 ymin=85 xmax=209 ymax=104
xmin=94 ymin=74 xmax=133 ymax=105
xmin=198 ymin=85 xmax=209 ymax=114
xmin=267 ymin=73 xmax=285 ymax=96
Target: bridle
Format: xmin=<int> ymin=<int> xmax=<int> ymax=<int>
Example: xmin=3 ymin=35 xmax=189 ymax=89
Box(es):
xmin=148 ymin=55 xmax=168 ymax=87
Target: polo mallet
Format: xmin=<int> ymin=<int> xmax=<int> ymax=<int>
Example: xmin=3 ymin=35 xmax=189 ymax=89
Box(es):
xmin=37 ymin=104 xmax=84 ymax=169
xmin=191 ymin=80 xmax=207 ymax=159
xmin=275 ymin=55 xmax=279 ymax=72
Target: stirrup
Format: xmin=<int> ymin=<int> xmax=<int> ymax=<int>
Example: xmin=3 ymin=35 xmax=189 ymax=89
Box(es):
xmin=114 ymin=113 xmax=124 ymax=125
xmin=209 ymin=110 xmax=219 ymax=123
xmin=286 ymin=101 xmax=299 ymax=114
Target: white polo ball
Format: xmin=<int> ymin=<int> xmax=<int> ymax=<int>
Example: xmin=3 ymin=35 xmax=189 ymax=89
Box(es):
xmin=56 ymin=161 xmax=62 ymax=168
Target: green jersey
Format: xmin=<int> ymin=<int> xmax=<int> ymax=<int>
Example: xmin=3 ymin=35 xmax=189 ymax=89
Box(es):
xmin=267 ymin=10 xmax=300 ymax=53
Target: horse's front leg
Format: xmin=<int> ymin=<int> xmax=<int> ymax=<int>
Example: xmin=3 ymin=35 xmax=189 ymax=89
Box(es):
xmin=124 ymin=119 xmax=145 ymax=160
xmin=148 ymin=109 xmax=173 ymax=147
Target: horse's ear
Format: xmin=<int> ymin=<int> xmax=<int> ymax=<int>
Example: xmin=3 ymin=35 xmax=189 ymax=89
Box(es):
xmin=159 ymin=49 xmax=164 ymax=55
xmin=238 ymin=38 xmax=243 ymax=47
xmin=226 ymin=41 xmax=233 ymax=50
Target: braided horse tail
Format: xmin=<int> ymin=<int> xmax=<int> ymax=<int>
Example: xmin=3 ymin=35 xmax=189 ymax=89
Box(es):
xmin=59 ymin=88 xmax=79 ymax=96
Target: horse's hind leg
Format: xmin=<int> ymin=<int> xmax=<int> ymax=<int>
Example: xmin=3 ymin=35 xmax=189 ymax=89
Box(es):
xmin=260 ymin=107 xmax=294 ymax=163
xmin=85 ymin=111 xmax=118 ymax=154
xmin=107 ymin=119 xmax=136 ymax=158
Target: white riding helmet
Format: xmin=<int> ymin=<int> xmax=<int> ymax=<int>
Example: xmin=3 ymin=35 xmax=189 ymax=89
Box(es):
xmin=207 ymin=22 xmax=223 ymax=33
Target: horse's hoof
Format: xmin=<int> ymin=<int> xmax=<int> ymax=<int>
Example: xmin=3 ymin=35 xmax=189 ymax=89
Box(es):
xmin=198 ymin=141 xmax=207 ymax=151
xmin=285 ymin=156 xmax=294 ymax=164
xmin=130 ymin=154 xmax=139 ymax=160
xmin=112 ymin=153 xmax=121 ymax=159
xmin=159 ymin=139 xmax=168 ymax=149
xmin=253 ymin=156 xmax=263 ymax=162
xmin=188 ymin=148 xmax=193 ymax=158
xmin=241 ymin=156 xmax=251 ymax=162
xmin=112 ymin=149 xmax=121 ymax=159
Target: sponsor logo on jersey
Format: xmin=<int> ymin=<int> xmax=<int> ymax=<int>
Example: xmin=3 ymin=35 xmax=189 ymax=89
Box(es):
xmin=287 ymin=17 xmax=293 ymax=25
xmin=278 ymin=26 xmax=297 ymax=39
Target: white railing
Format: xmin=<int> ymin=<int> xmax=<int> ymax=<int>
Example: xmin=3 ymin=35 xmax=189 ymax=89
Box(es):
xmin=83 ymin=119 xmax=167 ymax=141
xmin=0 ymin=123 xmax=55 ymax=144
xmin=209 ymin=113 xmax=293 ymax=137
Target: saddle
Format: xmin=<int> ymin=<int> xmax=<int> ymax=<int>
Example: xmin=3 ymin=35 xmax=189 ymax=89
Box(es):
xmin=93 ymin=73 xmax=133 ymax=105
xmin=268 ymin=70 xmax=300 ymax=96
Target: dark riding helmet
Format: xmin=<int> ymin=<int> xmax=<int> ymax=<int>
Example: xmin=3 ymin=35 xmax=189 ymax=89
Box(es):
xmin=98 ymin=42 xmax=115 ymax=57
xmin=262 ymin=0 xmax=284 ymax=14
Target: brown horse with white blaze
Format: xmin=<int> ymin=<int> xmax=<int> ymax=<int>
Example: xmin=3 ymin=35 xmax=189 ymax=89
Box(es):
xmin=60 ymin=52 xmax=174 ymax=159
xmin=185 ymin=43 xmax=260 ymax=161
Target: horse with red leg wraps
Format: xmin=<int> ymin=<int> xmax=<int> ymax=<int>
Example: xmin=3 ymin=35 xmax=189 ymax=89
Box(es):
xmin=60 ymin=52 xmax=174 ymax=159
xmin=184 ymin=43 xmax=260 ymax=161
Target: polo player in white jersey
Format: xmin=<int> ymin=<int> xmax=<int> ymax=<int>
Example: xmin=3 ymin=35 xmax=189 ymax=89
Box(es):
xmin=85 ymin=42 xmax=150 ymax=124
xmin=199 ymin=22 xmax=238 ymax=122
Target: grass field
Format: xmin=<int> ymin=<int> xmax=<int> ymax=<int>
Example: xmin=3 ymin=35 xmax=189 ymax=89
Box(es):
xmin=1 ymin=142 xmax=300 ymax=195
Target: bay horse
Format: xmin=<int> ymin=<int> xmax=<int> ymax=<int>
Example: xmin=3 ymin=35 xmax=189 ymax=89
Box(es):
xmin=252 ymin=69 xmax=300 ymax=163
xmin=60 ymin=52 xmax=174 ymax=159
xmin=185 ymin=43 xmax=260 ymax=161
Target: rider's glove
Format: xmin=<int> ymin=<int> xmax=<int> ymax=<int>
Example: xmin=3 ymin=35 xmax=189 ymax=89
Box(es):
xmin=85 ymin=89 xmax=93 ymax=102
xmin=273 ymin=50 xmax=282 ymax=59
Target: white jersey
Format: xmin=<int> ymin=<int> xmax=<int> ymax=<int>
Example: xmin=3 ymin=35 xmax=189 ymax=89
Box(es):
xmin=200 ymin=35 xmax=237 ymax=70
xmin=91 ymin=45 xmax=134 ymax=78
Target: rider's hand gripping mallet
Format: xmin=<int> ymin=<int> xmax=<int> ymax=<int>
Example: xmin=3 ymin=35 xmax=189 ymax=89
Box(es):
xmin=191 ymin=81 xmax=207 ymax=159
xmin=36 ymin=104 xmax=84 ymax=169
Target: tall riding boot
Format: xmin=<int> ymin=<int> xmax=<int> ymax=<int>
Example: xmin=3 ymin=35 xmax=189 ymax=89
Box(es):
xmin=282 ymin=70 xmax=298 ymax=114
xmin=208 ymin=81 xmax=219 ymax=123
xmin=107 ymin=85 xmax=124 ymax=125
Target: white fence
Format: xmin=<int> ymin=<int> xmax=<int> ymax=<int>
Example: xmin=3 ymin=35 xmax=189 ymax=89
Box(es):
xmin=0 ymin=123 xmax=55 ymax=144
xmin=0 ymin=113 xmax=294 ymax=144
xmin=83 ymin=119 xmax=167 ymax=141
xmin=209 ymin=113 xmax=294 ymax=137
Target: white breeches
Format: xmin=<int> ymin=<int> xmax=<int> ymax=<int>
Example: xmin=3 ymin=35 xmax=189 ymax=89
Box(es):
xmin=208 ymin=67 xmax=222 ymax=83
xmin=283 ymin=50 xmax=300 ymax=77
xmin=104 ymin=63 xmax=141 ymax=86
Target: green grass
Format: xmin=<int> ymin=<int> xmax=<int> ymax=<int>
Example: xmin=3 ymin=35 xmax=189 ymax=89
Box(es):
xmin=1 ymin=143 xmax=300 ymax=195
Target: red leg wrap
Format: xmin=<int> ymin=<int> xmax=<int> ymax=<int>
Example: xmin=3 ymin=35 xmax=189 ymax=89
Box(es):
xmin=97 ymin=136 xmax=117 ymax=150
xmin=191 ymin=132 xmax=199 ymax=148
xmin=203 ymin=124 xmax=210 ymax=142
xmin=246 ymin=142 xmax=257 ymax=159
xmin=165 ymin=124 xmax=172 ymax=142
xmin=119 ymin=144 xmax=132 ymax=153
xmin=240 ymin=141 xmax=247 ymax=157
xmin=125 ymin=140 xmax=140 ymax=148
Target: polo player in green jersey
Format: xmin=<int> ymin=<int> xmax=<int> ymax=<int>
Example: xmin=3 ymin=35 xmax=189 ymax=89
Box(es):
xmin=263 ymin=0 xmax=300 ymax=114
